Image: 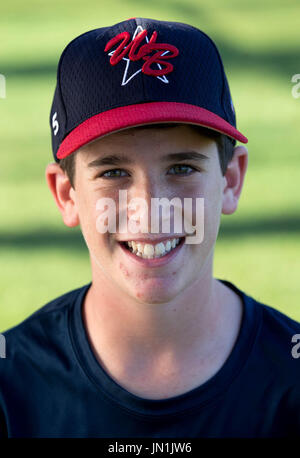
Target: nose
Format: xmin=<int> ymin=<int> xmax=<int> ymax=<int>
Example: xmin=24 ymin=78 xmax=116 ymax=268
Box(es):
xmin=125 ymin=174 xmax=183 ymax=235
xmin=133 ymin=175 xmax=159 ymax=202
xmin=126 ymin=174 xmax=158 ymax=232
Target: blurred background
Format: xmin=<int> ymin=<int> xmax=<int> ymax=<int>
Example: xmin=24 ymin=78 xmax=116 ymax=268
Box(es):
xmin=0 ymin=0 xmax=299 ymax=332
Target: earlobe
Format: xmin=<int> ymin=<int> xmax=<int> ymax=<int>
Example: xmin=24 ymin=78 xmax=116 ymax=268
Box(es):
xmin=222 ymin=145 xmax=248 ymax=215
xmin=45 ymin=162 xmax=80 ymax=227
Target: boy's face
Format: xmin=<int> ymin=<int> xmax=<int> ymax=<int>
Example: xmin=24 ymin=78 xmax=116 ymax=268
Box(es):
xmin=52 ymin=125 xmax=247 ymax=304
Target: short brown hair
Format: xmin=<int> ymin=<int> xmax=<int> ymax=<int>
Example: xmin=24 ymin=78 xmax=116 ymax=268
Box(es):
xmin=59 ymin=124 xmax=235 ymax=188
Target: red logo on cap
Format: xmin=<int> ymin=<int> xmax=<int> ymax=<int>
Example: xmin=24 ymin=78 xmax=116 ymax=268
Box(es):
xmin=104 ymin=30 xmax=179 ymax=77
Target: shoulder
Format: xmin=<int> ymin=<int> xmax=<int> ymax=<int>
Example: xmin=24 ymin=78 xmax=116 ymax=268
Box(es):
xmin=0 ymin=283 xmax=90 ymax=365
xmin=253 ymin=294 xmax=300 ymax=343
xmin=240 ymin=286 xmax=300 ymax=380
xmin=257 ymin=298 xmax=300 ymax=369
xmin=224 ymin=279 xmax=300 ymax=336
xmin=0 ymin=283 xmax=90 ymax=437
xmin=223 ymin=279 xmax=300 ymax=374
xmin=2 ymin=283 xmax=88 ymax=333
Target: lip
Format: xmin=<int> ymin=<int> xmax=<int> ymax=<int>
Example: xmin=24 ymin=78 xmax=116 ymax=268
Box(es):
xmin=118 ymin=237 xmax=185 ymax=268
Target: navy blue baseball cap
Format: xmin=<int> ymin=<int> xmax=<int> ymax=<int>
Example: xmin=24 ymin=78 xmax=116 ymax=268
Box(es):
xmin=50 ymin=17 xmax=248 ymax=162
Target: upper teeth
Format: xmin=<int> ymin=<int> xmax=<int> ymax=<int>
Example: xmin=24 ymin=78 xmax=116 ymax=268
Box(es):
xmin=126 ymin=238 xmax=181 ymax=259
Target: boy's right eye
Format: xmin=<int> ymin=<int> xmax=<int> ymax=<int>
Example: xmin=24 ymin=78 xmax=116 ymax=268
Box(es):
xmin=98 ymin=169 xmax=129 ymax=178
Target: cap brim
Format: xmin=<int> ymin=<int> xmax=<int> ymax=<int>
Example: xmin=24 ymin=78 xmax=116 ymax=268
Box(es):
xmin=56 ymin=101 xmax=248 ymax=159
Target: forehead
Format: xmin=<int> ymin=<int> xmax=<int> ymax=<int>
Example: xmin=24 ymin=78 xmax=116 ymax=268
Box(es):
xmin=77 ymin=124 xmax=218 ymax=162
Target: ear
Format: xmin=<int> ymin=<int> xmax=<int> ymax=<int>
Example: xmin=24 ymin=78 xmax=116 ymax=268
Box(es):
xmin=222 ymin=145 xmax=248 ymax=215
xmin=45 ymin=162 xmax=79 ymax=227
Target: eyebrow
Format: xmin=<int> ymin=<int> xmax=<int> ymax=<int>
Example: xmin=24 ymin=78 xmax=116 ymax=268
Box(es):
xmin=87 ymin=151 xmax=209 ymax=168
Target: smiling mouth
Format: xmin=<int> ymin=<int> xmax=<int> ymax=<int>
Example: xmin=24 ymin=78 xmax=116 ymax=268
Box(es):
xmin=119 ymin=237 xmax=185 ymax=259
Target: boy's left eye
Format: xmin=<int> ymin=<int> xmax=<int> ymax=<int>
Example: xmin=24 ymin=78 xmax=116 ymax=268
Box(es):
xmin=168 ymin=164 xmax=197 ymax=175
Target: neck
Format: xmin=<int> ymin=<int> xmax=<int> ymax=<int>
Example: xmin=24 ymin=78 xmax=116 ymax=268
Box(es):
xmin=81 ymin=254 xmax=243 ymax=399
xmin=82 ymin=255 xmax=231 ymax=366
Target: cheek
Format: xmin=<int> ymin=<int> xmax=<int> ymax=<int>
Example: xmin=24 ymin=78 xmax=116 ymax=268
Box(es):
xmin=204 ymin=181 xmax=223 ymax=241
xmin=187 ymin=176 xmax=222 ymax=250
xmin=77 ymin=192 xmax=96 ymax=227
xmin=183 ymin=178 xmax=222 ymax=230
xmin=75 ymin=187 xmax=111 ymax=249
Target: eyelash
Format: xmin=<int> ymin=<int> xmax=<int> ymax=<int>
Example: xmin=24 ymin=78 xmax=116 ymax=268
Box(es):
xmin=98 ymin=164 xmax=198 ymax=179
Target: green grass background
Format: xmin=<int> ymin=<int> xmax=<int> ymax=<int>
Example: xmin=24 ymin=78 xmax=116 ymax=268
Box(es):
xmin=0 ymin=0 xmax=299 ymax=331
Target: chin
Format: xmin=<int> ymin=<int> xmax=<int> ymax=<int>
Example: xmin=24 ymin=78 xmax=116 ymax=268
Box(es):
xmin=141 ymin=285 xmax=187 ymax=305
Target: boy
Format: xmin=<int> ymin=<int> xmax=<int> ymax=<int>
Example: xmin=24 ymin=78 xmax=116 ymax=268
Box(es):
xmin=0 ymin=17 xmax=299 ymax=438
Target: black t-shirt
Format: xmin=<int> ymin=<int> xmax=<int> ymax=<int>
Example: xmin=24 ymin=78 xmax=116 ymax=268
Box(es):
xmin=0 ymin=281 xmax=299 ymax=438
